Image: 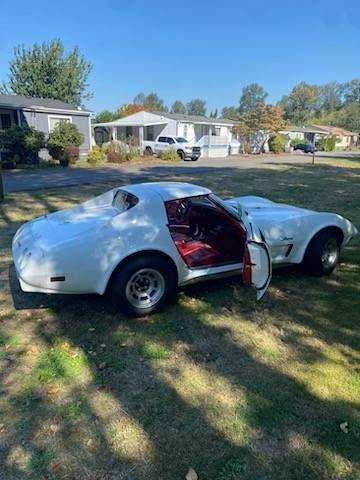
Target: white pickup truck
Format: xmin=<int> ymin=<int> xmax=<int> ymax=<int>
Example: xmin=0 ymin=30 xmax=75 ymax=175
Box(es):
xmin=143 ymin=136 xmax=201 ymax=161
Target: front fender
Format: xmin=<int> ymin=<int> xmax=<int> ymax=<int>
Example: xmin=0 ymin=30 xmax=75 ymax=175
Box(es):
xmin=291 ymin=214 xmax=356 ymax=264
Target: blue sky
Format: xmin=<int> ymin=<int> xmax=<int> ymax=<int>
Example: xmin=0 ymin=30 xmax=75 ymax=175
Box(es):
xmin=1 ymin=0 xmax=359 ymax=114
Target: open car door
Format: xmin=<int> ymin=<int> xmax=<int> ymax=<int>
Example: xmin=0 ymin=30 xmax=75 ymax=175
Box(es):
xmin=240 ymin=210 xmax=272 ymax=300
xmin=243 ymin=240 xmax=272 ymax=299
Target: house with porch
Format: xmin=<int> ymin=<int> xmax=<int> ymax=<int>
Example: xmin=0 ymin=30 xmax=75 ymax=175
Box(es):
xmin=0 ymin=94 xmax=92 ymax=162
xmin=93 ymin=110 xmax=239 ymax=157
xmin=282 ymin=125 xmax=358 ymax=150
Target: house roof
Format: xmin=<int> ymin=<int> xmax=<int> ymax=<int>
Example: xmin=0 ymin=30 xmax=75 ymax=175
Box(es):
xmin=0 ymin=94 xmax=91 ymax=114
xmin=93 ymin=110 xmax=236 ymax=128
xmin=311 ymin=124 xmax=357 ymax=137
xmin=150 ymin=111 xmax=236 ymax=126
xmin=286 ymin=125 xmax=329 ymax=135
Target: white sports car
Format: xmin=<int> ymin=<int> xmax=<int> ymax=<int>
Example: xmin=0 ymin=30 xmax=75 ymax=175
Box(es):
xmin=12 ymin=182 xmax=358 ymax=316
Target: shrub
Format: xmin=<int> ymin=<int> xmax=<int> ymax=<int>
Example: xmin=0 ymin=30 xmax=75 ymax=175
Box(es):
xmin=268 ymin=134 xmax=285 ymax=154
xmin=57 ymin=145 xmax=80 ymax=167
xmin=290 ymin=136 xmax=303 ymax=148
xmin=103 ymin=142 xmax=116 ymax=155
xmin=87 ymin=145 xmax=106 ymax=164
xmin=65 ymin=145 xmax=80 ymax=165
xmin=107 ymin=150 xmax=124 ymax=164
xmin=159 ymin=148 xmax=179 ymax=162
xmin=316 ymin=135 xmax=337 ymax=152
xmin=0 ymin=126 xmax=45 ymax=165
xmin=47 ymin=121 xmax=84 ymax=163
xmin=117 ymin=135 xmax=139 ymax=162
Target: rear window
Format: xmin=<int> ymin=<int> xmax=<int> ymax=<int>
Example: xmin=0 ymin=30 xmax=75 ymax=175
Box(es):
xmin=112 ymin=189 xmax=139 ymax=212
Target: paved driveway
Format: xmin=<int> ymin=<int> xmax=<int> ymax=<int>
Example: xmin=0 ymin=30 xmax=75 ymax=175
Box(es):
xmin=2 ymin=151 xmax=359 ymax=193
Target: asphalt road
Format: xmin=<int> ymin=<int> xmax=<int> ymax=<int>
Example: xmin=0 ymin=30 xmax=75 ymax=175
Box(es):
xmin=2 ymin=151 xmax=359 ymax=193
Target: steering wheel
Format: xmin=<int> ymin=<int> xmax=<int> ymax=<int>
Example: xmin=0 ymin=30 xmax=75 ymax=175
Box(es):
xmin=175 ymin=200 xmax=190 ymax=219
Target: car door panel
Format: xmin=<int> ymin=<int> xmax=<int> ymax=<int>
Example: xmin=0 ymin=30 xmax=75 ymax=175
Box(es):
xmin=243 ymin=240 xmax=272 ymax=299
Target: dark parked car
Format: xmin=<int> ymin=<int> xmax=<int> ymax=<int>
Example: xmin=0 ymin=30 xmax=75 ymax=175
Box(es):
xmin=293 ymin=143 xmax=315 ymax=154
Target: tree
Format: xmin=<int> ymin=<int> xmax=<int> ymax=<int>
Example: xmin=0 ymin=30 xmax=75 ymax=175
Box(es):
xmin=320 ymin=81 xmax=342 ymax=113
xmin=1 ymin=39 xmax=92 ymax=106
xmin=341 ymin=78 xmax=360 ymax=104
xmin=234 ymin=103 xmax=286 ymax=153
xmin=279 ymin=82 xmax=321 ymax=124
xmin=335 ymin=102 xmax=360 ymax=133
xmin=239 ymin=83 xmax=268 ymax=112
xmin=209 ymin=109 xmax=218 ymax=118
xmin=117 ymin=104 xmax=145 ymax=117
xmin=133 ymin=92 xmax=167 ymax=111
xmin=222 ymin=106 xmax=240 ymax=120
xmin=93 ymin=110 xmax=118 ymax=123
xmin=186 ymin=99 xmax=206 ymax=116
xmin=170 ymin=100 xmax=187 ymax=114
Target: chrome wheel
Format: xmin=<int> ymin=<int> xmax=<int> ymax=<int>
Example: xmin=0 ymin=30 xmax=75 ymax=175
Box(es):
xmin=321 ymin=238 xmax=338 ymax=269
xmin=125 ymin=268 xmax=165 ymax=309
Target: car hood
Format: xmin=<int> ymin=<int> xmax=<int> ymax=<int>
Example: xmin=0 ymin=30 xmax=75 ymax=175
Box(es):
xmin=226 ymin=195 xmax=313 ymax=222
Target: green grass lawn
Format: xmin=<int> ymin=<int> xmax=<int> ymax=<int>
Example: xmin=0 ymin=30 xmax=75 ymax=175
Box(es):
xmin=0 ymin=158 xmax=359 ymax=479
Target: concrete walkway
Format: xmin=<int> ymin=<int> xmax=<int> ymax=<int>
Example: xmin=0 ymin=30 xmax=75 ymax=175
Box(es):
xmin=2 ymin=151 xmax=359 ymax=193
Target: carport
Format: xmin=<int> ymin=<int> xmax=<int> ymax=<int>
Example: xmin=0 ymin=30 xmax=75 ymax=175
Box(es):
xmin=92 ymin=111 xmax=169 ymax=146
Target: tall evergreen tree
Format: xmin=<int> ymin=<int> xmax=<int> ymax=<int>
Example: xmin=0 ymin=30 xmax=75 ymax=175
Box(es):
xmin=1 ymin=39 xmax=92 ymax=106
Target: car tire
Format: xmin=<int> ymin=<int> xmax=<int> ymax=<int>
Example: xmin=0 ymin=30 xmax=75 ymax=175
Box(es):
xmin=303 ymin=230 xmax=340 ymax=276
xmin=145 ymin=146 xmax=153 ymax=156
xmin=110 ymin=255 xmax=177 ymax=317
xmin=191 ymin=157 xmax=199 ymax=161
xmin=177 ymin=150 xmax=185 ymax=161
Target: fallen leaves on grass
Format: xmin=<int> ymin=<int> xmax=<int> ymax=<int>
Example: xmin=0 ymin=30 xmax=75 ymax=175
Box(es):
xmin=340 ymin=421 xmax=349 ymax=433
xmin=50 ymin=460 xmax=64 ymax=474
xmin=49 ymin=423 xmax=59 ymax=434
xmin=85 ymin=438 xmax=93 ymax=448
xmin=46 ymin=384 xmax=61 ymax=396
xmin=186 ymin=467 xmax=198 ymax=480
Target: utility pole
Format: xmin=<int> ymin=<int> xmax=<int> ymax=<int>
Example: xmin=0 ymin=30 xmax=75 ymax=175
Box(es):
xmin=0 ymin=173 xmax=4 ymax=202
xmin=312 ymin=134 xmax=316 ymax=165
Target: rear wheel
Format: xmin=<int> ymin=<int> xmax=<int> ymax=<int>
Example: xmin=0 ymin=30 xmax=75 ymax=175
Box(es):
xmin=303 ymin=230 xmax=340 ymax=276
xmin=145 ymin=146 xmax=153 ymax=156
xmin=110 ymin=255 xmax=177 ymax=317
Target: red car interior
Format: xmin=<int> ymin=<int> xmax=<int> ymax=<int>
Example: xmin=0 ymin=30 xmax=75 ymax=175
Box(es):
xmin=166 ymin=196 xmax=247 ymax=268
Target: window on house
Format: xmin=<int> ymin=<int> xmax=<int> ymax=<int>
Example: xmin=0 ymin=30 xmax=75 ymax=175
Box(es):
xmin=214 ymin=127 xmax=221 ymax=136
xmin=49 ymin=116 xmax=71 ymax=131
xmin=0 ymin=113 xmax=13 ymax=129
xmin=145 ymin=125 xmax=154 ymax=141
xmin=183 ymin=125 xmax=188 ymax=137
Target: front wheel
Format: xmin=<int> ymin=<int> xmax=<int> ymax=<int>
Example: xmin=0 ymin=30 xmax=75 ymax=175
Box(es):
xmin=110 ymin=256 xmax=177 ymax=317
xmin=303 ymin=230 xmax=340 ymax=276
xmin=177 ymin=150 xmax=185 ymax=161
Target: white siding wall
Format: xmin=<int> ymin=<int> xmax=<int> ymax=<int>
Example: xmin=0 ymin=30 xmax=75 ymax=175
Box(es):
xmin=177 ymin=122 xmax=195 ymax=141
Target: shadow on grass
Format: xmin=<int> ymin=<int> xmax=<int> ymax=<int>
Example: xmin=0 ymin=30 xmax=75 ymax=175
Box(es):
xmin=1 ymin=162 xmax=359 ymax=479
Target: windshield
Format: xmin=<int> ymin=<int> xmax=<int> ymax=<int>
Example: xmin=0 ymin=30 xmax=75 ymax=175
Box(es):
xmin=210 ymin=194 xmax=240 ymax=219
xmin=175 ymin=137 xmax=188 ymax=143
xmin=112 ymin=189 xmax=139 ymax=212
